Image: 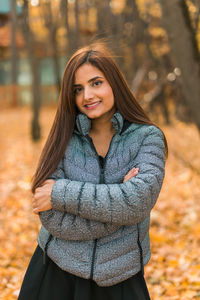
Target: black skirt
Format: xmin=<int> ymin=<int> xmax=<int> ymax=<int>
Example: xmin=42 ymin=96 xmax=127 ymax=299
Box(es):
xmin=18 ymin=245 xmax=150 ymax=300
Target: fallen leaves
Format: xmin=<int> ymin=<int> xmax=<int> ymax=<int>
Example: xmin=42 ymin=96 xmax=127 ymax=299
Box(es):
xmin=0 ymin=107 xmax=200 ymax=299
xmin=145 ymin=120 xmax=200 ymax=299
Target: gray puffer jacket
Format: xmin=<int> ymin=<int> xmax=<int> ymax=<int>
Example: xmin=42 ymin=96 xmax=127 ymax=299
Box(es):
xmin=38 ymin=111 xmax=166 ymax=286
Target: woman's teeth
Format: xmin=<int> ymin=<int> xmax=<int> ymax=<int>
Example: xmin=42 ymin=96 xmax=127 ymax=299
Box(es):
xmin=85 ymin=101 xmax=101 ymax=108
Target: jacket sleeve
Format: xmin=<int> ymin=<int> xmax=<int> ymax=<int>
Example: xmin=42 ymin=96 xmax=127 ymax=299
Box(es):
xmin=39 ymin=210 xmax=120 ymax=241
xmin=39 ymin=159 xmax=120 ymax=240
xmin=51 ymin=126 xmax=166 ymax=226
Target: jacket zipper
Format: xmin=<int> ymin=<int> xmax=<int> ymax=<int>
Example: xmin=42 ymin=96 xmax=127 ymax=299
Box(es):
xmin=137 ymin=223 xmax=144 ymax=275
xmin=85 ymin=134 xmax=116 ymax=280
xmin=85 ymin=135 xmax=103 ymax=279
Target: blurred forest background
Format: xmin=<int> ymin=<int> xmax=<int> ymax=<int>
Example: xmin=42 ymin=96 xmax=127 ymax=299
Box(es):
xmin=0 ymin=0 xmax=200 ymax=299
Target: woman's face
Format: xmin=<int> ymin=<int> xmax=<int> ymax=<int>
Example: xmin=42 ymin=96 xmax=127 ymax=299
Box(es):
xmin=74 ymin=63 xmax=115 ymax=119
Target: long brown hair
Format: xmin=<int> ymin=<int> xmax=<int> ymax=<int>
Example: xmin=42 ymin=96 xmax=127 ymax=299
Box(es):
xmin=32 ymin=42 xmax=168 ymax=193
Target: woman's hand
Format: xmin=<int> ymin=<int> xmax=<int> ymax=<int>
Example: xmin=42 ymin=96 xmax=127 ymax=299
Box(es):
xmin=32 ymin=179 xmax=55 ymax=214
xmin=123 ymin=168 xmax=139 ymax=183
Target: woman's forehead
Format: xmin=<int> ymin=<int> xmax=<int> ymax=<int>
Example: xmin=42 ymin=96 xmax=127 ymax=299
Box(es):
xmin=74 ymin=64 xmax=105 ymax=84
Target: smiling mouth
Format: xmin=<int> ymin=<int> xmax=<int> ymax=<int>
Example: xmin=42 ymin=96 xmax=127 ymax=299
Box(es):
xmin=84 ymin=101 xmax=102 ymax=109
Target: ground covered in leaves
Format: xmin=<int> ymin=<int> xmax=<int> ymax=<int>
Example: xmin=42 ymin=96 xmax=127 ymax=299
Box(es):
xmin=0 ymin=107 xmax=200 ymax=300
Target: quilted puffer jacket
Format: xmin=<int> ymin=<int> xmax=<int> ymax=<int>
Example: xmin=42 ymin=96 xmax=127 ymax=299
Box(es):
xmin=38 ymin=111 xmax=166 ymax=286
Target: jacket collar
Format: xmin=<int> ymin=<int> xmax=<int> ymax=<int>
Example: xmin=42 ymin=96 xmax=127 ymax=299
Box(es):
xmin=74 ymin=110 xmax=125 ymax=136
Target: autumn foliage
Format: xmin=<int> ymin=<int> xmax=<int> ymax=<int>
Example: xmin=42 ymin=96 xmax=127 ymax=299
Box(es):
xmin=0 ymin=107 xmax=200 ymax=299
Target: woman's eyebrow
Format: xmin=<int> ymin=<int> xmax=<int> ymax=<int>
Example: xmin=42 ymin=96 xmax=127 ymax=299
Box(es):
xmin=88 ymin=76 xmax=104 ymax=83
xmin=74 ymin=76 xmax=104 ymax=86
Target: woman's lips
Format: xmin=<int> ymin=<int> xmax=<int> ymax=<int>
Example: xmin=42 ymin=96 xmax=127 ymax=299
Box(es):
xmin=84 ymin=101 xmax=101 ymax=110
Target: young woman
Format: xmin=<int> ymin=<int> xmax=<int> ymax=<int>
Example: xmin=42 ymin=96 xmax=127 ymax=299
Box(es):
xmin=18 ymin=43 xmax=167 ymax=300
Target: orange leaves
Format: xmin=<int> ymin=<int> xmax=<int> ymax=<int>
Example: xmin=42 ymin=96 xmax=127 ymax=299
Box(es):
xmin=145 ymin=121 xmax=200 ymax=299
xmin=0 ymin=107 xmax=54 ymax=300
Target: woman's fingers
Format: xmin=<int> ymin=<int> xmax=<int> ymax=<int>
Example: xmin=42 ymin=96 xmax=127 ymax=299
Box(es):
xmin=32 ymin=197 xmax=46 ymax=214
xmin=32 ymin=183 xmax=53 ymax=214
xmin=129 ymin=168 xmax=139 ymax=175
xmin=126 ymin=168 xmax=139 ymax=178
xmin=32 ymin=197 xmax=39 ymax=214
xmin=123 ymin=168 xmax=139 ymax=183
xmin=41 ymin=179 xmax=55 ymax=186
xmin=32 ymin=193 xmax=41 ymax=214
xmin=33 ymin=208 xmax=39 ymax=214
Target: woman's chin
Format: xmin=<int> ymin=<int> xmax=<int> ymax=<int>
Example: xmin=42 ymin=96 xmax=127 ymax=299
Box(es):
xmin=84 ymin=110 xmax=102 ymax=119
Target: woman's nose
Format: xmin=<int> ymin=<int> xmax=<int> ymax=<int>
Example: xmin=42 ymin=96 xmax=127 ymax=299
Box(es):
xmin=84 ymin=86 xmax=94 ymax=100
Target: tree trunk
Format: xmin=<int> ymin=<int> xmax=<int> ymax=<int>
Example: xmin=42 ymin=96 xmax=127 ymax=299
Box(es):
xmin=30 ymin=56 xmax=41 ymax=141
xmin=73 ymin=0 xmax=80 ymax=50
xmin=160 ymin=0 xmax=200 ymax=130
xmin=10 ymin=0 xmax=18 ymax=106
xmin=96 ymin=0 xmax=113 ymax=38
xmin=43 ymin=0 xmax=61 ymax=93
xmin=60 ymin=0 xmax=73 ymax=57
xmin=21 ymin=0 xmax=41 ymax=141
xmin=121 ymin=0 xmax=156 ymax=84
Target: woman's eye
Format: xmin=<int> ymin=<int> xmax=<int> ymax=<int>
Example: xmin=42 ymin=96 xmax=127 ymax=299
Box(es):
xmin=93 ymin=80 xmax=102 ymax=87
xmin=74 ymin=87 xmax=82 ymax=94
